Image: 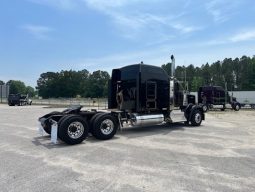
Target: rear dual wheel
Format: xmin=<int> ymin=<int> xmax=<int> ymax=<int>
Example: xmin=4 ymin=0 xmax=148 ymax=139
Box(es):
xmin=58 ymin=115 xmax=89 ymax=145
xmin=89 ymin=112 xmax=104 ymax=133
xmin=44 ymin=113 xmax=118 ymax=144
xmin=91 ymin=113 xmax=118 ymax=140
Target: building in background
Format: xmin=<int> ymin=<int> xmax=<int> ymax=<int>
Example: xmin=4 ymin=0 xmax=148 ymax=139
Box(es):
xmin=0 ymin=85 xmax=10 ymax=103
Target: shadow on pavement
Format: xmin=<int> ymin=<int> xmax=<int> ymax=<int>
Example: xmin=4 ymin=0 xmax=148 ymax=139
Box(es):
xmin=32 ymin=122 xmax=199 ymax=149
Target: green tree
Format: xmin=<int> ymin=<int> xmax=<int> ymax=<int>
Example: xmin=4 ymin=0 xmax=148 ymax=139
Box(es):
xmin=57 ymin=70 xmax=89 ymax=98
xmin=36 ymin=69 xmax=109 ymax=98
xmin=86 ymin=70 xmax=110 ymax=98
xmin=239 ymin=56 xmax=252 ymax=90
xmin=7 ymin=80 xmax=26 ymax=94
xmin=78 ymin=69 xmax=90 ymax=97
xmin=221 ymin=58 xmax=234 ymax=90
xmin=175 ymin=66 xmax=185 ymax=80
xmin=37 ymin=72 xmax=59 ymax=98
xmin=201 ymin=63 xmax=211 ymax=85
xmin=191 ymin=76 xmax=203 ymax=91
xmin=0 ymin=80 xmax=4 ymax=85
xmin=161 ymin=55 xmax=255 ymax=92
xmin=185 ymin=64 xmax=195 ymax=90
xmin=26 ymin=86 xmax=35 ymax=97
xmin=250 ymin=57 xmax=255 ymax=90
xmin=161 ymin=62 xmax=172 ymax=76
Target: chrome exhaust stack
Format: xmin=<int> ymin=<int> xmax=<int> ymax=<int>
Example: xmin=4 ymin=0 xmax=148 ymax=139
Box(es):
xmin=171 ymin=55 xmax=175 ymax=78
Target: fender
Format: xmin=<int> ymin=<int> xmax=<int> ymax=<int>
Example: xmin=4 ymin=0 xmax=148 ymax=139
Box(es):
xmin=38 ymin=105 xmax=83 ymax=130
xmin=183 ymin=104 xmax=193 ymax=119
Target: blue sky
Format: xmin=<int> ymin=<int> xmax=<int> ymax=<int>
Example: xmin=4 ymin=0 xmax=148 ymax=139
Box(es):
xmin=1 ymin=0 xmax=255 ymax=87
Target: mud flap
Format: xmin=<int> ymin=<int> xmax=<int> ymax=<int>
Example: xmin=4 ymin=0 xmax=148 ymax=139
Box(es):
xmin=38 ymin=121 xmax=45 ymax=136
xmin=50 ymin=120 xmax=58 ymax=144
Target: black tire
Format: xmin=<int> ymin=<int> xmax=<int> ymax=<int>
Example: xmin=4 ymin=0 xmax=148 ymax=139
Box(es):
xmin=202 ymin=104 xmax=208 ymax=112
xmin=221 ymin=104 xmax=226 ymax=111
xmin=190 ymin=110 xmax=202 ymax=126
xmin=233 ymin=103 xmax=241 ymax=111
xmin=92 ymin=113 xmax=118 ymax=140
xmin=56 ymin=115 xmax=74 ymax=139
xmin=58 ymin=115 xmax=89 ymax=145
xmin=89 ymin=113 xmax=104 ymax=131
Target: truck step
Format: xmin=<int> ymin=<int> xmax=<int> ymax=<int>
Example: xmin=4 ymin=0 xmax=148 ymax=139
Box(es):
xmin=170 ymin=110 xmax=186 ymax=123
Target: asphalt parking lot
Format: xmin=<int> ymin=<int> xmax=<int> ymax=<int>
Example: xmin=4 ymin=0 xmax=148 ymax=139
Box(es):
xmin=0 ymin=104 xmax=254 ymax=192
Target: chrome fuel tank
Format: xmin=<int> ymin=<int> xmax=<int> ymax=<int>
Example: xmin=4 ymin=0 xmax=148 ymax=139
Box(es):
xmin=131 ymin=114 xmax=164 ymax=126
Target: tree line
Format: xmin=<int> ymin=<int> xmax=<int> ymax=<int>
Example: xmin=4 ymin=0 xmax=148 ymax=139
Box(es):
xmin=0 ymin=70 xmax=110 ymax=98
xmin=37 ymin=70 xmax=110 ymax=98
xmin=162 ymin=55 xmax=255 ymax=92
xmin=0 ymin=80 xmax=36 ymax=97
xmin=1 ymin=55 xmax=254 ymax=98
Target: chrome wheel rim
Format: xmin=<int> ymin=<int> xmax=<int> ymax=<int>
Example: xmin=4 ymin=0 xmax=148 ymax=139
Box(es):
xmin=100 ymin=119 xmax=114 ymax=135
xmin=195 ymin=113 xmax=202 ymax=124
xmin=203 ymin=105 xmax=207 ymax=112
xmin=67 ymin=121 xmax=84 ymax=139
xmin=236 ymin=105 xmax=239 ymax=110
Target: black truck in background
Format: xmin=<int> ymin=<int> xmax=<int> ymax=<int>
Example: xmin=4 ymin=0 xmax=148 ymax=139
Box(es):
xmin=198 ymin=85 xmax=241 ymax=112
xmin=8 ymin=94 xmax=32 ymax=106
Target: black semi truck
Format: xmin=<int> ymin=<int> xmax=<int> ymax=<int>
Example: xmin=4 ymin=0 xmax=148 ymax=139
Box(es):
xmin=8 ymin=94 xmax=32 ymax=106
xmin=39 ymin=56 xmax=205 ymax=145
xmin=198 ymin=85 xmax=241 ymax=112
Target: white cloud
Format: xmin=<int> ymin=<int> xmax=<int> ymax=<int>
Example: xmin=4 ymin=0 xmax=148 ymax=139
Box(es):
xmin=27 ymin=0 xmax=202 ymax=40
xmin=84 ymin=1 xmax=201 ymax=39
xmin=172 ymin=23 xmax=201 ymax=34
xmin=203 ymin=29 xmax=255 ymax=45
xmin=230 ymin=29 xmax=255 ymax=42
xmin=22 ymin=25 xmax=54 ymax=39
xmin=84 ymin=1 xmax=159 ymax=29
xmin=206 ymin=0 xmax=239 ymax=23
